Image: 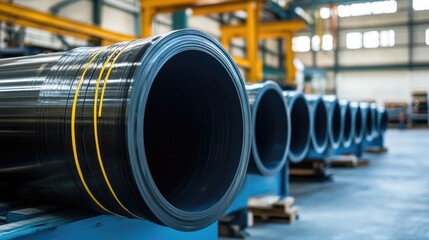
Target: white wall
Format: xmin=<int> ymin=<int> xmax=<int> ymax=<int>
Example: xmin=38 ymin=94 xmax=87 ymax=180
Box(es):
xmin=295 ymin=0 xmax=429 ymax=105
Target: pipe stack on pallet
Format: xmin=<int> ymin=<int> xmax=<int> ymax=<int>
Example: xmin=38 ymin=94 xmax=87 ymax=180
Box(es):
xmin=0 ymin=29 xmax=388 ymax=238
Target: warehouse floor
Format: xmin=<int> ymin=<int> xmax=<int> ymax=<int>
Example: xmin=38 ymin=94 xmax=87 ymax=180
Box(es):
xmin=246 ymin=129 xmax=429 ymax=240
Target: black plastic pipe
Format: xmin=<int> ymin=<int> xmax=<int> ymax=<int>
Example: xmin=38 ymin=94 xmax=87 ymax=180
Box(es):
xmin=340 ymin=100 xmax=355 ymax=148
xmin=0 ymin=29 xmax=251 ymax=231
xmin=305 ymin=95 xmax=329 ymax=154
xmin=350 ymin=102 xmax=365 ymax=144
xmin=283 ymin=91 xmax=311 ymax=163
xmin=323 ymin=96 xmax=343 ymax=150
xmin=246 ymin=81 xmax=290 ymax=176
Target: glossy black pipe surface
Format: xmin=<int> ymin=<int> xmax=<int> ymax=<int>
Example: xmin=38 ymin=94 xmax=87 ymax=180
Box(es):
xmin=283 ymin=91 xmax=311 ymax=163
xmin=323 ymin=96 xmax=343 ymax=150
xmin=0 ymin=29 xmax=251 ymax=231
xmin=246 ymin=81 xmax=290 ymax=176
xmin=305 ymin=95 xmax=329 ymax=154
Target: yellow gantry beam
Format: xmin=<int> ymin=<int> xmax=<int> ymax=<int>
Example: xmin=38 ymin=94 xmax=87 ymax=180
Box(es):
xmin=0 ymin=2 xmax=136 ymax=44
xmin=221 ymin=21 xmax=305 ymax=84
xmin=220 ymin=21 xmax=306 ymax=39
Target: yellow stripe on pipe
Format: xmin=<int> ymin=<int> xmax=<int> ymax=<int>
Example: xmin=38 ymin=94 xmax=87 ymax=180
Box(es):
xmin=93 ymin=46 xmax=142 ymax=219
xmin=98 ymin=47 xmax=127 ymax=117
xmin=71 ymin=48 xmax=120 ymax=217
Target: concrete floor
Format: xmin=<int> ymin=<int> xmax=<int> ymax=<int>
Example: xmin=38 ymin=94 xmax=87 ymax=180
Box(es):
xmin=247 ymin=129 xmax=429 ymax=240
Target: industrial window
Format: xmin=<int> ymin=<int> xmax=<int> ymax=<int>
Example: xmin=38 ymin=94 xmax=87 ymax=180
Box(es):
xmin=320 ymin=7 xmax=331 ymax=19
xmin=338 ymin=0 xmax=397 ymax=17
xmin=322 ymin=34 xmax=333 ymax=51
xmin=380 ymin=30 xmax=395 ymax=47
xmin=413 ymin=0 xmax=429 ymax=11
xmin=363 ymin=31 xmax=380 ymax=48
xmin=292 ymin=36 xmax=311 ymax=52
xmin=346 ymin=32 xmax=363 ymax=49
xmin=426 ymin=29 xmax=429 ymax=45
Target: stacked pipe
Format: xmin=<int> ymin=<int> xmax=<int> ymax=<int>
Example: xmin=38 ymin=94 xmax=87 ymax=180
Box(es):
xmin=0 ymin=29 xmax=252 ymax=231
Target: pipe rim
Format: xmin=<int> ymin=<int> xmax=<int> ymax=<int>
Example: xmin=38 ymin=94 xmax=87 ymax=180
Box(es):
xmin=325 ymin=97 xmax=344 ymax=150
xmin=309 ymin=96 xmax=329 ymax=154
xmin=127 ymin=30 xmax=251 ymax=231
xmin=285 ymin=92 xmax=311 ymax=163
xmin=250 ymin=81 xmax=290 ymax=176
xmin=371 ymin=104 xmax=380 ymax=138
xmin=351 ymin=102 xmax=365 ymax=144
xmin=341 ymin=101 xmax=355 ymax=148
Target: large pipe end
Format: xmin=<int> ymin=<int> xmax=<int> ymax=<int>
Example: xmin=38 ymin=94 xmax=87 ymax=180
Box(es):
xmin=284 ymin=91 xmax=311 ymax=163
xmin=306 ymin=95 xmax=329 ymax=154
xmin=247 ymin=81 xmax=291 ymax=176
xmin=323 ymin=96 xmax=343 ymax=150
xmin=127 ymin=30 xmax=251 ymax=231
xmin=340 ymin=100 xmax=354 ymax=148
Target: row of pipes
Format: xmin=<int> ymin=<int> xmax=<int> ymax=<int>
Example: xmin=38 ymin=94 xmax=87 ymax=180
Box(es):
xmin=0 ymin=29 xmax=387 ymax=232
xmin=248 ymin=80 xmax=388 ymax=176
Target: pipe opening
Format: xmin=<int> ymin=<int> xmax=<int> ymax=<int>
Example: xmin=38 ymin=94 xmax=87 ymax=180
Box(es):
xmin=354 ymin=107 xmax=363 ymax=142
xmin=332 ymin=103 xmax=342 ymax=143
xmin=380 ymin=111 xmax=388 ymax=133
xmin=366 ymin=107 xmax=373 ymax=139
xmin=313 ymin=101 xmax=328 ymax=147
xmin=290 ymin=97 xmax=310 ymax=158
xmin=254 ymin=89 xmax=288 ymax=171
xmin=343 ymin=106 xmax=352 ymax=143
xmin=144 ymin=50 xmax=244 ymax=212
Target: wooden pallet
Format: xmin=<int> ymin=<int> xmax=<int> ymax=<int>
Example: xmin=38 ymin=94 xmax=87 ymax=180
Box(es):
xmin=365 ymin=147 xmax=388 ymax=154
xmin=247 ymin=196 xmax=299 ymax=224
xmin=289 ymin=161 xmax=333 ymax=181
xmin=328 ymin=155 xmax=369 ymax=168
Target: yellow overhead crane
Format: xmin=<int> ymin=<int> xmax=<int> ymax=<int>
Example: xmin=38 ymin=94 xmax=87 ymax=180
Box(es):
xmin=0 ymin=1 xmax=135 ymax=45
xmin=141 ymin=0 xmax=306 ymax=84
xmin=221 ymin=21 xmax=306 ymax=84
xmin=142 ymin=0 xmax=263 ymax=83
xmin=0 ymin=0 xmax=306 ymax=83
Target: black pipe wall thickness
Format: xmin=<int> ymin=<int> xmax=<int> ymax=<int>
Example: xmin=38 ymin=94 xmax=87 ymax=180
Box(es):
xmin=361 ymin=102 xmax=375 ymax=142
xmin=377 ymin=107 xmax=388 ymax=135
xmin=246 ymin=81 xmax=290 ymax=176
xmin=340 ymin=100 xmax=355 ymax=148
xmin=350 ymin=102 xmax=365 ymax=144
xmin=0 ymin=29 xmax=252 ymax=231
xmin=283 ymin=91 xmax=311 ymax=163
xmin=305 ymin=95 xmax=329 ymax=154
xmin=323 ymin=96 xmax=343 ymax=150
